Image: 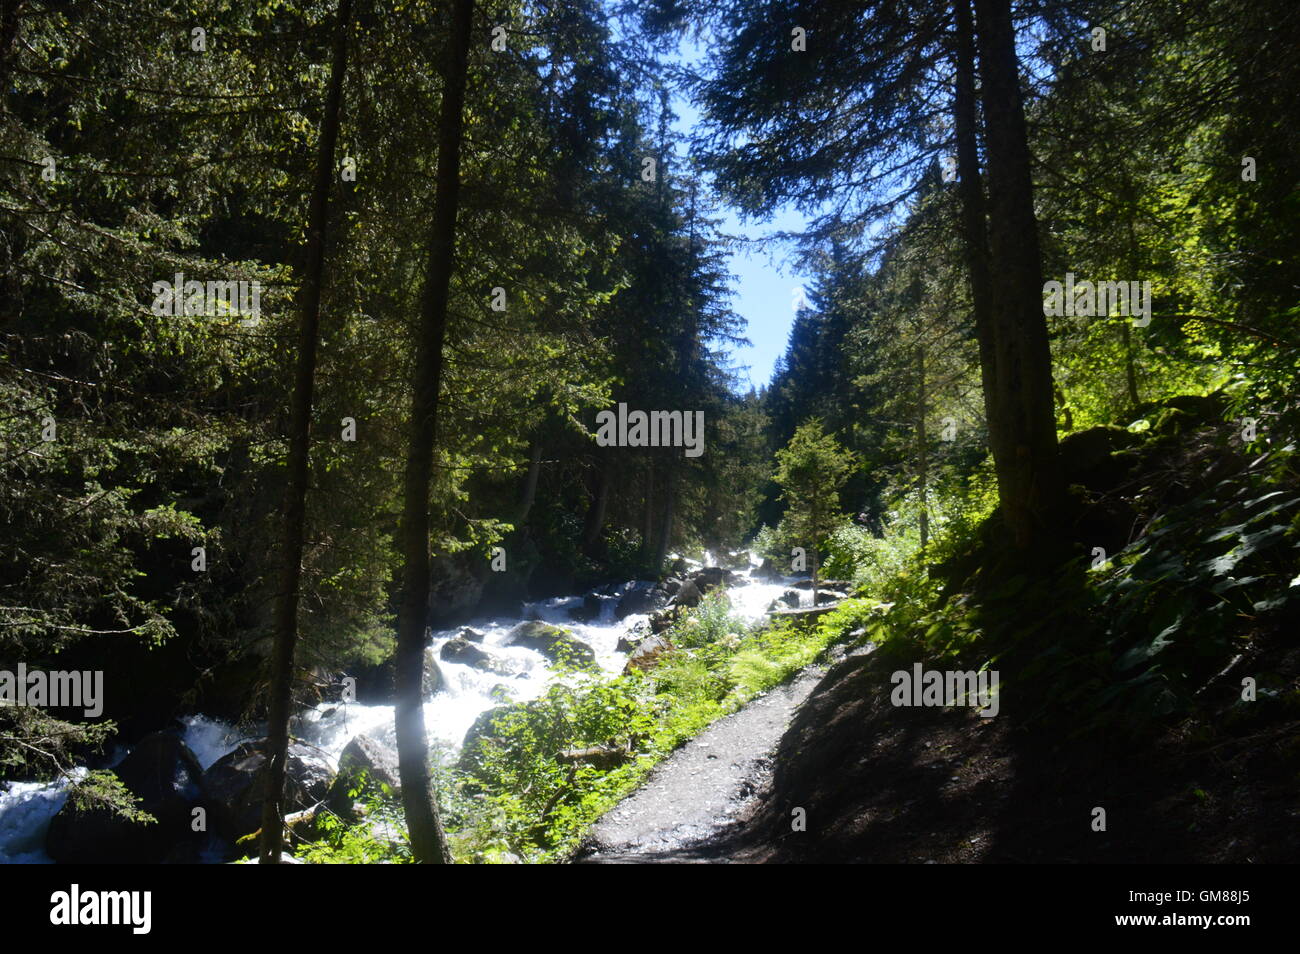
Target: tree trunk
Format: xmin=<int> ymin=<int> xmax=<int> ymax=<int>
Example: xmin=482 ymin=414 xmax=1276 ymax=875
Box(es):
xmin=259 ymin=0 xmax=353 ymax=865
xmin=515 ymin=439 xmax=543 ymax=527
xmin=917 ymin=345 xmax=928 ymax=558
xmin=1122 ymin=208 xmax=1142 ymax=409
xmin=952 ymin=0 xmax=1001 ymax=444
xmin=972 ymin=0 xmax=1065 ymax=552
xmin=581 ymin=460 xmax=611 ymax=552
xmin=654 ymin=457 xmax=677 ymax=572
xmin=0 ymin=1 xmax=24 ymax=105
xmin=641 ymin=458 xmax=655 ymax=562
xmin=810 ymin=534 xmax=820 ymax=608
xmin=393 ymin=0 xmax=474 ymax=866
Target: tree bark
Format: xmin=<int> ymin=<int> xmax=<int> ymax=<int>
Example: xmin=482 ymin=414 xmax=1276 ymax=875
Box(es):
xmin=972 ymin=0 xmax=1065 ymax=551
xmin=1122 ymin=206 xmax=1142 ymax=409
xmin=952 ymin=0 xmax=1001 ymax=447
xmin=259 ymin=0 xmax=353 ymax=865
xmin=581 ymin=459 xmax=611 ymax=552
xmin=810 ymin=526 xmax=821 ymax=608
xmin=654 ymin=457 xmax=677 ymax=573
xmin=515 ymin=439 xmax=543 ymax=527
xmin=641 ymin=458 xmax=655 ymax=562
xmin=916 ymin=345 xmax=928 ymax=557
xmin=393 ymin=0 xmax=474 ymax=865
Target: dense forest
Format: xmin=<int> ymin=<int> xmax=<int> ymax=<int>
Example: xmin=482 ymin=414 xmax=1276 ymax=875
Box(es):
xmin=1 ymin=0 xmax=1296 ymax=877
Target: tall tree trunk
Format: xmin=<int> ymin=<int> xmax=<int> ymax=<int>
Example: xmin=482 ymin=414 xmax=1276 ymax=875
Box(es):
xmin=654 ymin=457 xmax=677 ymax=572
xmin=581 ymin=459 xmax=611 ymax=552
xmin=952 ymin=0 xmax=1001 ymax=442
xmin=641 ymin=458 xmax=655 ymax=562
xmin=393 ymin=0 xmax=474 ymax=865
xmin=810 ymin=512 xmax=821 ymax=608
xmin=0 ymin=1 xmax=24 ymax=106
xmin=917 ymin=345 xmax=928 ymax=558
xmin=972 ymin=0 xmax=1065 ymax=551
xmin=515 ymin=439 xmax=543 ymax=527
xmin=259 ymin=0 xmax=353 ymax=865
xmin=1122 ymin=206 xmax=1142 ymax=409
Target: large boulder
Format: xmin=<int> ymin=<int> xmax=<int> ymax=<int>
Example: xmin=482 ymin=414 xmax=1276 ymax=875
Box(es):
xmin=336 ymin=734 xmax=401 ymax=793
xmin=440 ymin=637 xmax=493 ymax=670
xmin=349 ymin=647 xmax=444 ymax=704
xmin=616 ymin=585 xmax=666 ymax=619
xmin=1058 ymin=425 xmax=1138 ymax=494
xmin=46 ymin=730 xmax=205 ymax=864
xmin=327 ymin=733 xmax=400 ymax=817
xmin=672 ymin=579 xmax=704 ymax=608
xmin=649 ymin=605 xmax=683 ymax=634
xmin=570 ymin=592 xmax=605 ymax=623
xmin=616 ymin=620 xmax=653 ymax=654
xmin=201 ymin=740 xmax=334 ymax=844
xmin=753 ymin=558 xmax=782 ymax=580
xmin=691 ymin=566 xmax=733 ymax=592
xmin=623 ymin=635 xmax=676 ymax=674
xmin=503 ymin=621 xmax=596 ymax=668
xmin=457 ymin=704 xmax=538 ymax=779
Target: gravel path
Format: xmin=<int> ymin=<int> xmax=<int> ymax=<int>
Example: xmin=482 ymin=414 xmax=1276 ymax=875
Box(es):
xmin=574 ymin=665 xmax=829 ymax=863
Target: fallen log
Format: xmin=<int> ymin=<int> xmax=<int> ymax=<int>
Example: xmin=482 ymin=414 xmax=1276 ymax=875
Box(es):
xmin=557 ymin=744 xmax=631 ymax=769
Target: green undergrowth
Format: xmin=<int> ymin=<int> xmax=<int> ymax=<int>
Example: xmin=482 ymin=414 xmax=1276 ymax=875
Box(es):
xmin=441 ymin=592 xmax=879 ymax=863
xmin=298 ymin=590 xmax=879 ymax=864
xmin=854 ymin=391 xmax=1300 ymax=747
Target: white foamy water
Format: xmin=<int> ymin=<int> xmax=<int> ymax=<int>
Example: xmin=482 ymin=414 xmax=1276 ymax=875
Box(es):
xmin=0 ymin=557 xmax=793 ymax=862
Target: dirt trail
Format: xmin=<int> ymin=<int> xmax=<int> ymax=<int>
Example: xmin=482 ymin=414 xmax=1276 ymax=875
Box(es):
xmin=575 ymin=662 xmax=838 ymax=863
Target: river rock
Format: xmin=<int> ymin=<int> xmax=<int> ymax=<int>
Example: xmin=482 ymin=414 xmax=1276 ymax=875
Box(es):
xmin=570 ymin=592 xmax=605 ymax=623
xmin=46 ymin=730 xmax=206 ymax=864
xmin=202 ymin=739 xmax=334 ymax=844
xmin=342 ymin=734 xmax=400 ymax=790
xmin=503 ymin=621 xmax=596 ymax=668
xmin=349 ymin=647 xmax=444 ymax=703
xmin=623 ymin=635 xmax=675 ymax=674
xmin=458 ymin=703 xmax=540 ymax=780
xmin=753 ymin=558 xmax=782 ymax=580
xmin=440 ymin=637 xmax=493 ymax=669
xmin=616 ymin=585 xmax=666 ymax=619
xmin=456 ymin=627 xmax=486 ymax=643
xmin=691 ymin=566 xmax=733 ymax=592
xmin=616 ymin=620 xmax=653 ymax=653
xmin=327 ymin=733 xmax=400 ymax=818
xmin=649 ymin=605 xmax=683 ymax=633
xmin=672 ymin=579 xmax=704 ymax=608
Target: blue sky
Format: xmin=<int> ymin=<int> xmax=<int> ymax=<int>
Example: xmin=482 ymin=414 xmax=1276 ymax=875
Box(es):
xmin=668 ymin=39 xmax=811 ymax=394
